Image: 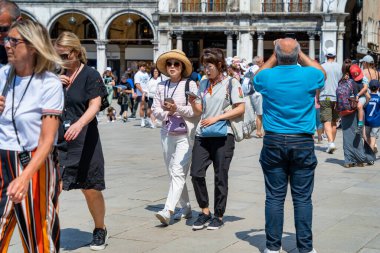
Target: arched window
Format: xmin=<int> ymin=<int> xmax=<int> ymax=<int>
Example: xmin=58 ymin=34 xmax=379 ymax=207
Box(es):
xmin=83 ymin=20 xmax=97 ymax=39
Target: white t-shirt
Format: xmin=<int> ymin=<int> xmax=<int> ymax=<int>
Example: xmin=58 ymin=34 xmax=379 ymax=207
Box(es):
xmin=320 ymin=61 xmax=342 ymax=101
xmin=147 ymin=77 xmax=162 ymax=99
xmin=0 ymin=65 xmax=64 ymax=151
xmin=134 ymin=70 xmax=150 ymax=96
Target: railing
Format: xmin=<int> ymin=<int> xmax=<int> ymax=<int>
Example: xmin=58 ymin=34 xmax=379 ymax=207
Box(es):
xmin=181 ymin=1 xmax=228 ymax=12
xmin=262 ymin=2 xmax=284 ymax=12
xmin=288 ymin=1 xmax=311 ymax=12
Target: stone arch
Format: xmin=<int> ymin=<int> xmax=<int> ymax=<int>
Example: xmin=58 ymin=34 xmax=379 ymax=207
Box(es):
xmin=104 ymin=9 xmax=156 ymax=41
xmin=46 ymin=10 xmax=100 ymax=39
xmin=20 ymin=10 xmax=37 ymax=21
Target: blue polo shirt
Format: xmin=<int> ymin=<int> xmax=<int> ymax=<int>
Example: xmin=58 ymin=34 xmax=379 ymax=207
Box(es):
xmin=254 ymin=65 xmax=325 ymax=134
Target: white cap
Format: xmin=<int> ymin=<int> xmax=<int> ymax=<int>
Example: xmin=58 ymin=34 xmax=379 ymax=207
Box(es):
xmin=106 ymin=67 xmax=112 ymax=71
xmin=325 ymin=47 xmax=336 ymax=57
xmin=359 ymin=55 xmax=374 ymax=63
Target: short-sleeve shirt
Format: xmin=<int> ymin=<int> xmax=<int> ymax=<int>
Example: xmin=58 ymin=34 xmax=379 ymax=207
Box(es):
xmin=134 ymin=70 xmax=150 ymax=96
xmin=195 ymin=77 xmax=245 ymax=136
xmin=320 ymin=61 xmax=342 ymax=101
xmin=365 ymin=93 xmax=380 ymax=127
xmin=0 ymin=65 xmax=64 ymax=151
xmin=254 ymin=65 xmax=325 ymax=135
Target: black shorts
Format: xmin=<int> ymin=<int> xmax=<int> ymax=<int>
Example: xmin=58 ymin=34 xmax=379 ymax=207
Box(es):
xmin=136 ymin=96 xmax=148 ymax=103
xmin=147 ymin=98 xmax=154 ymax=108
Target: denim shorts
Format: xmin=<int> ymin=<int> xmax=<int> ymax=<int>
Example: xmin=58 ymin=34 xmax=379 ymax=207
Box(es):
xmin=366 ymin=126 xmax=380 ymax=138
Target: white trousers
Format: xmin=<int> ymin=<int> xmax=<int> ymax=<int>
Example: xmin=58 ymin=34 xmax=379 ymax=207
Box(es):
xmin=161 ymin=133 xmax=192 ymax=212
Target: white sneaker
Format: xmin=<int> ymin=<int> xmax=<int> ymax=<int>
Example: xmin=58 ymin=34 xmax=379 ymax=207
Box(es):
xmin=155 ymin=209 xmax=171 ymax=225
xmin=308 ymin=249 xmax=317 ymax=253
xmin=326 ymin=142 xmax=336 ymax=154
xmin=264 ymin=248 xmax=281 ymax=253
xmin=140 ymin=119 xmax=146 ymax=128
xmin=173 ymin=206 xmax=192 ymax=220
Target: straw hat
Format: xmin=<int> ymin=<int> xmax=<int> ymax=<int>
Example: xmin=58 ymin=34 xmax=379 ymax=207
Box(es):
xmin=156 ymin=49 xmax=192 ymax=78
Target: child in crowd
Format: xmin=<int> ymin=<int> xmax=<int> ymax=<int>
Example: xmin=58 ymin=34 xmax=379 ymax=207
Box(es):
xmin=349 ymin=65 xmax=370 ymax=134
xmin=364 ymin=80 xmax=380 ymax=154
xmin=107 ymin=106 xmax=116 ymax=122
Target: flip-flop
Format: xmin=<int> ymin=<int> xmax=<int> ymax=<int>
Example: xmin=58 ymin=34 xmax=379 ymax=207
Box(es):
xmin=255 ymin=134 xmax=263 ymax=138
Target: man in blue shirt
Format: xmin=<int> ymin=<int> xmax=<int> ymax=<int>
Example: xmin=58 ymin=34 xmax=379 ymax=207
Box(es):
xmin=365 ymin=79 xmax=380 ymax=154
xmin=254 ymin=38 xmax=325 ymax=253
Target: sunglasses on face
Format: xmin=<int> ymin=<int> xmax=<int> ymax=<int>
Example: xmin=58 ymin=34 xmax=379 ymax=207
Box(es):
xmin=59 ymin=50 xmax=72 ymax=60
xmin=0 ymin=26 xmax=10 ymax=33
xmin=166 ymin=61 xmax=181 ymax=68
xmin=3 ymin=36 xmax=25 ymax=47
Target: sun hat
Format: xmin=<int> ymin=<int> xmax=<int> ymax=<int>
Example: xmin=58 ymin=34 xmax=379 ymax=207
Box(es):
xmin=359 ymin=55 xmax=374 ymax=63
xmin=156 ymin=49 xmax=192 ymax=77
xmin=349 ymin=64 xmax=364 ymax=81
xmin=325 ymin=47 xmax=336 ymax=57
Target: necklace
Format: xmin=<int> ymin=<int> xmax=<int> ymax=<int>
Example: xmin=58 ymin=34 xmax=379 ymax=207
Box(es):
xmin=66 ymin=63 xmax=82 ymax=89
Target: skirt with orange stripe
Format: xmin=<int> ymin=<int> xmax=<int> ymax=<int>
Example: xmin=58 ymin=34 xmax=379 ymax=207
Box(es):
xmin=0 ymin=149 xmax=60 ymax=253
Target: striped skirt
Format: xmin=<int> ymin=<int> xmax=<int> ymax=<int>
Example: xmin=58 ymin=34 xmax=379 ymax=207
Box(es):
xmin=0 ymin=149 xmax=60 ymax=253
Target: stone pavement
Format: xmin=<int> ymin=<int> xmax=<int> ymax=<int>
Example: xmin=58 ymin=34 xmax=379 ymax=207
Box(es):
xmin=8 ymin=115 xmax=380 ymax=253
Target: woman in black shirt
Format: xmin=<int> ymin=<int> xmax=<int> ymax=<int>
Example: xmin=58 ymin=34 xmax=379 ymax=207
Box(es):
xmin=54 ymin=31 xmax=108 ymax=250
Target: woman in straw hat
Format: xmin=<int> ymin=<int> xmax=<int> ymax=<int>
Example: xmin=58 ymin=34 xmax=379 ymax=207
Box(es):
xmin=152 ymin=49 xmax=199 ymax=225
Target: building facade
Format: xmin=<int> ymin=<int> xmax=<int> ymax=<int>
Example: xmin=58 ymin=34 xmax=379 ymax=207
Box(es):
xmin=14 ymin=0 xmax=378 ymax=76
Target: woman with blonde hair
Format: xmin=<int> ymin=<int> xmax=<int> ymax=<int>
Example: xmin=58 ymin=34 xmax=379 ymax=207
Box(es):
xmin=0 ymin=20 xmax=64 ymax=252
xmin=54 ymin=31 xmax=108 ymax=250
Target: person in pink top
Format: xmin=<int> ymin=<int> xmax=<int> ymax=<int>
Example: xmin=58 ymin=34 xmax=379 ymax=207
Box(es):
xmin=152 ymin=49 xmax=199 ymax=225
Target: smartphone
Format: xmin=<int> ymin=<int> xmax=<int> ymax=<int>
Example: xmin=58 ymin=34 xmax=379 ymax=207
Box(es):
xmin=164 ymin=97 xmax=174 ymax=103
xmin=185 ymin=91 xmax=200 ymax=99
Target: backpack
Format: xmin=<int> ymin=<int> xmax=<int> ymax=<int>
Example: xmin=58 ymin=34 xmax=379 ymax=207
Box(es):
xmin=227 ymin=78 xmax=256 ymax=141
xmin=241 ymin=70 xmax=255 ymax=96
xmin=336 ymin=79 xmax=357 ymax=112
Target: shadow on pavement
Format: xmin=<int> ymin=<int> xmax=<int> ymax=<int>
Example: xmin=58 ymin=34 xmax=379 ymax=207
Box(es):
xmin=60 ymin=228 xmax=92 ymax=251
xmin=324 ymin=157 xmax=345 ymax=166
xmin=235 ymin=229 xmax=296 ymax=252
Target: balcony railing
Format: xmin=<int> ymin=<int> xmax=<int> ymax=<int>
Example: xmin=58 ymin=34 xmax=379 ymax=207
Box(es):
xmin=288 ymin=2 xmax=311 ymax=12
xmin=181 ymin=1 xmax=228 ymax=12
xmin=262 ymin=3 xmax=284 ymax=12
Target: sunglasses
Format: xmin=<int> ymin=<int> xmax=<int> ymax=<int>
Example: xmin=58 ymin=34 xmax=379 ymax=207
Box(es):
xmin=166 ymin=61 xmax=181 ymax=68
xmin=59 ymin=50 xmax=72 ymax=60
xmin=3 ymin=36 xmax=25 ymax=47
xmin=0 ymin=26 xmax=10 ymax=33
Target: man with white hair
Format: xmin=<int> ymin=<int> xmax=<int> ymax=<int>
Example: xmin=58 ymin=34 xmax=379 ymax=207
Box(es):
xmin=254 ymin=38 xmax=325 ymax=253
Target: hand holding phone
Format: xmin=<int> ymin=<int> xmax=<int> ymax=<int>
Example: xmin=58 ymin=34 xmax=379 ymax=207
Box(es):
xmin=164 ymin=97 xmax=174 ymax=103
xmin=185 ymin=91 xmax=200 ymax=99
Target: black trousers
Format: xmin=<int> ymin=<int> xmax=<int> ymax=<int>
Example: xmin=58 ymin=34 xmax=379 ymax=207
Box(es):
xmin=190 ymin=134 xmax=235 ymax=217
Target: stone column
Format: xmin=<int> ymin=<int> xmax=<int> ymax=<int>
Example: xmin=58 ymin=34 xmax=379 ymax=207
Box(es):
xmin=174 ymin=31 xmax=184 ymax=51
xmin=95 ymin=40 xmax=108 ymax=74
xmin=308 ymin=31 xmax=316 ymax=60
xmin=119 ymin=43 xmax=126 ymax=73
xmin=225 ymin=31 xmax=234 ymax=57
xmin=257 ymin=32 xmax=265 ymax=57
xmin=167 ymin=31 xmax=173 ymax=51
xmin=337 ymin=31 xmax=345 ymax=66
xmin=152 ymin=40 xmax=159 ymax=62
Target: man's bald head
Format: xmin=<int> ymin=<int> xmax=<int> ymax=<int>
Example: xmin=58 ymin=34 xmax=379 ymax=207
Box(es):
xmin=275 ymin=38 xmax=300 ymax=65
xmin=0 ymin=0 xmax=20 ymax=21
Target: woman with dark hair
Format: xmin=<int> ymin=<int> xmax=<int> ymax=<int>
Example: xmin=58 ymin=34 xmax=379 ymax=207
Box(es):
xmin=54 ymin=31 xmax=109 ymax=250
xmin=336 ymin=59 xmax=375 ymax=167
xmin=147 ymin=67 xmax=162 ymax=128
xmin=190 ymin=48 xmax=245 ymax=230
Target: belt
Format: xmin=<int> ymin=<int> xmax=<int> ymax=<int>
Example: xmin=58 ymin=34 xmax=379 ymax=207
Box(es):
xmin=265 ymin=131 xmax=313 ymax=138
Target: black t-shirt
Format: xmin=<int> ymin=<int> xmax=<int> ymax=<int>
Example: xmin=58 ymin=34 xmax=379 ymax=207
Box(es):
xmin=63 ymin=65 xmax=107 ymax=123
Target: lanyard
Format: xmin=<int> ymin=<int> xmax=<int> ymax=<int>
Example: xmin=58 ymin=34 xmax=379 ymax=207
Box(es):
xmin=11 ymin=73 xmax=35 ymax=151
xmin=164 ymin=80 xmax=180 ymax=99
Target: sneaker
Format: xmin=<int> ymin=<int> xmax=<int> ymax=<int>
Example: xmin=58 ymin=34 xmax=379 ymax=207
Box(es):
xmin=307 ymin=249 xmax=317 ymax=253
xmin=155 ymin=209 xmax=171 ymax=225
xmin=367 ymin=161 xmax=375 ymax=166
xmin=192 ymin=212 xmax=212 ymax=230
xmin=173 ymin=206 xmax=192 ymax=220
xmin=90 ymin=227 xmax=108 ymax=251
xmin=207 ymin=217 xmax=224 ymax=230
xmin=140 ymin=119 xmax=146 ymax=128
xmin=326 ymin=142 xmax=336 ymax=154
xmin=264 ymin=248 xmax=281 ymax=253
